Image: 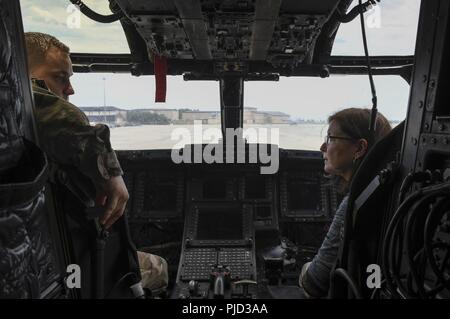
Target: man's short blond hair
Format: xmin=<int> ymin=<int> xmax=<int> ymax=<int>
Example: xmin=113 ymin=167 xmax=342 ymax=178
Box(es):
xmin=24 ymin=32 xmax=70 ymax=70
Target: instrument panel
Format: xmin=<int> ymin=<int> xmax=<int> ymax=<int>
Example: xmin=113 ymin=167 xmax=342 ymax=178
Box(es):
xmin=119 ymin=148 xmax=337 ymax=235
xmin=118 ymin=147 xmax=337 ymax=298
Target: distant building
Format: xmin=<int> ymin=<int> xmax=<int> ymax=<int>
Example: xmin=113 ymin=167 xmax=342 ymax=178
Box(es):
xmin=134 ymin=108 xmax=179 ymax=121
xmin=79 ymin=106 xmax=127 ymax=126
xmin=264 ymin=111 xmax=292 ymax=124
xmin=244 ymin=108 xmax=291 ymax=124
xmin=205 ymin=113 xmax=221 ymax=125
xmin=79 ymin=106 xmax=292 ymax=126
xmin=244 ymin=107 xmax=258 ymax=124
xmin=180 ymin=110 xmax=220 ymax=123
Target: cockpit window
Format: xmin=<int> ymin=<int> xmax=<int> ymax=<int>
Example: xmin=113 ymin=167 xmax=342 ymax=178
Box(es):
xmin=21 ymin=0 xmax=418 ymax=151
xmin=332 ymin=0 xmax=421 ymax=55
xmin=69 ymin=73 xmax=221 ymax=150
xmin=21 ymin=0 xmax=130 ymax=53
xmin=243 ymin=74 xmax=408 ymax=150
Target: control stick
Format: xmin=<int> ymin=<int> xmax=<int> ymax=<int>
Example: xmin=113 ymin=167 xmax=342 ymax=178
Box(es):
xmin=210 ymin=266 xmax=230 ymax=299
xmin=214 ymin=275 xmax=224 ymax=298
xmin=188 ymin=280 xmax=199 ymax=297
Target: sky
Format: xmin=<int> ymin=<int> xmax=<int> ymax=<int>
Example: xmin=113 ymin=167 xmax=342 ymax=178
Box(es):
xmin=20 ymin=0 xmax=421 ymax=121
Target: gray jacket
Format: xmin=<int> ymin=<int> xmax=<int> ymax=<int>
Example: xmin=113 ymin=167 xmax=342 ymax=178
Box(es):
xmin=300 ymin=195 xmax=349 ymax=298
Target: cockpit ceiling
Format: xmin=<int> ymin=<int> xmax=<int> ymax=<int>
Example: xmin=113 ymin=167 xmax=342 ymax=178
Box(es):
xmin=113 ymin=0 xmax=345 ymax=68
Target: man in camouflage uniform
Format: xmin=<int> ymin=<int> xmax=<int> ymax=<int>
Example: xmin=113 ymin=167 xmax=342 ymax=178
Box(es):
xmin=25 ymin=32 xmax=168 ymax=293
xmin=25 ymin=32 xmax=128 ymax=229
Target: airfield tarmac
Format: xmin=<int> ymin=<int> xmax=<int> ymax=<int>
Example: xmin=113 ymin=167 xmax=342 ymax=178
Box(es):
xmin=109 ymin=124 xmax=327 ymax=151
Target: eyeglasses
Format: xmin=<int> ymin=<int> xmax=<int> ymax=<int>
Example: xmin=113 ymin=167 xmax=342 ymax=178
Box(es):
xmin=323 ymin=135 xmax=356 ymax=145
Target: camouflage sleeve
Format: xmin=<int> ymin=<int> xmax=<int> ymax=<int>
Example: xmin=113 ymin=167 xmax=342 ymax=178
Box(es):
xmin=31 ymin=80 xmax=123 ymax=185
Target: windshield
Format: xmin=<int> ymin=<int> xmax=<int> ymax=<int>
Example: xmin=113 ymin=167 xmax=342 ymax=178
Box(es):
xmin=21 ymin=0 xmax=129 ymax=53
xmin=332 ymin=0 xmax=420 ymax=55
xmin=21 ymin=0 xmax=420 ymax=151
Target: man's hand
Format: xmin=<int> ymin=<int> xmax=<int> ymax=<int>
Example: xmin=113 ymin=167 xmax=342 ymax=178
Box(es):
xmin=95 ymin=175 xmax=129 ymax=229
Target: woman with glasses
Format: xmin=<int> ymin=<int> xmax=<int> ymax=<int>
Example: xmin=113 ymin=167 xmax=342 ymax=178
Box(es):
xmin=299 ymin=108 xmax=392 ymax=298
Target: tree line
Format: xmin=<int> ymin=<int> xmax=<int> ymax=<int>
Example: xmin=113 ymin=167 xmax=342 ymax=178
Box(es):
xmin=126 ymin=110 xmax=171 ymax=125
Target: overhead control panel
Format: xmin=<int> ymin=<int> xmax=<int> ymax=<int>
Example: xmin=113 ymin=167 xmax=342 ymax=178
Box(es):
xmin=114 ymin=0 xmax=342 ymax=68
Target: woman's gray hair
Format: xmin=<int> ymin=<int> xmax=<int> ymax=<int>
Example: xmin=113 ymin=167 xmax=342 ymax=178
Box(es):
xmin=328 ymin=108 xmax=392 ymax=193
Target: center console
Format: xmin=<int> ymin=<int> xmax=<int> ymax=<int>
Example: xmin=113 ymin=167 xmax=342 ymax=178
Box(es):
xmin=174 ymin=203 xmax=257 ymax=299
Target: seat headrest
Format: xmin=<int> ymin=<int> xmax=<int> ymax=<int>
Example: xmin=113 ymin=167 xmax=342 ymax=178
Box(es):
xmin=0 ymin=9 xmax=12 ymax=82
xmin=349 ymin=121 xmax=406 ymax=197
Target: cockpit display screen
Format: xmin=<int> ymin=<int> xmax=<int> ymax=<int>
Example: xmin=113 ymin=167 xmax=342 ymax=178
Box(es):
xmin=287 ymin=179 xmax=321 ymax=211
xmin=196 ymin=208 xmax=243 ymax=240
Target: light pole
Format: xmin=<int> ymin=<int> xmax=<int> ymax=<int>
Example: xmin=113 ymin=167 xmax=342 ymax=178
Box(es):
xmin=103 ymin=77 xmax=107 ymax=123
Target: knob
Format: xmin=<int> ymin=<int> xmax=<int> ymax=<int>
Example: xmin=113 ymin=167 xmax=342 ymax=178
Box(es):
xmin=188 ymin=280 xmax=199 ymax=296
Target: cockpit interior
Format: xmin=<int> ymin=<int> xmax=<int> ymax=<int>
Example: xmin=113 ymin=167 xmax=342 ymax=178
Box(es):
xmin=1 ymin=0 xmax=449 ymax=300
